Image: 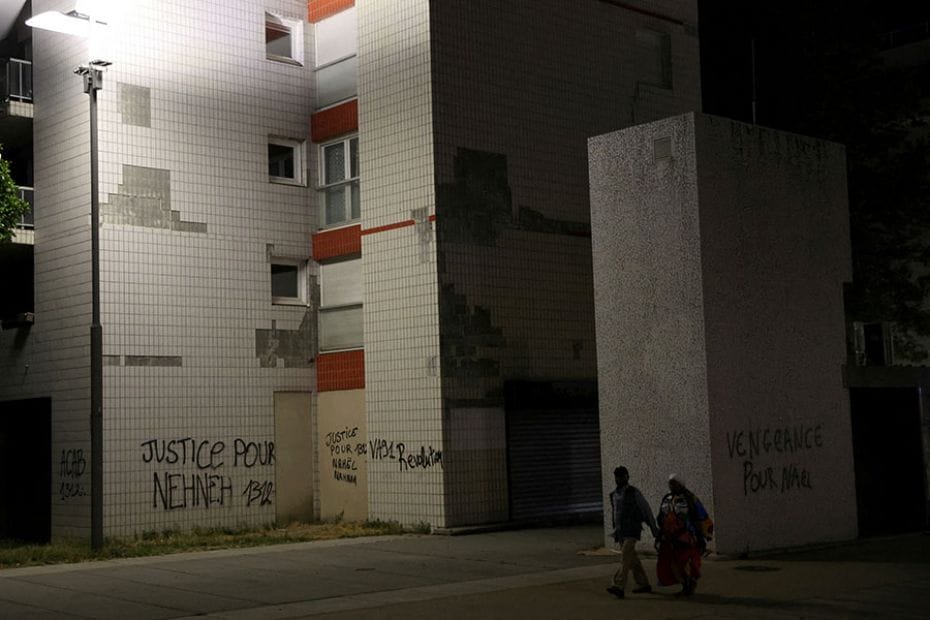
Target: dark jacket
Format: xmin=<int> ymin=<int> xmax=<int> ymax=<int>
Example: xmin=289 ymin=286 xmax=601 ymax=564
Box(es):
xmin=610 ymin=484 xmax=659 ymax=541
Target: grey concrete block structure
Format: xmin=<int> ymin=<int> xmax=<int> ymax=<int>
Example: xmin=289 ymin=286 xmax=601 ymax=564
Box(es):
xmin=589 ymin=113 xmax=857 ymax=554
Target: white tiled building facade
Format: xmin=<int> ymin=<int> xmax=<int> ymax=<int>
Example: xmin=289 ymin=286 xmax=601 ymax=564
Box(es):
xmin=0 ymin=0 xmax=702 ymax=541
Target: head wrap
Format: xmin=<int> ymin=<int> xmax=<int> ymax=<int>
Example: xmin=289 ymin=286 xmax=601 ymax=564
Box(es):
xmin=668 ymin=473 xmax=685 ymax=487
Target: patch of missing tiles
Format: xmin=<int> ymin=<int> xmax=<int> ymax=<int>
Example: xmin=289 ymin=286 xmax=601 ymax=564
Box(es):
xmin=118 ymin=82 xmax=151 ymax=128
xmin=436 ymin=148 xmax=512 ymax=246
xmin=437 ymin=148 xmax=590 ymax=244
xmin=255 ymin=311 xmax=315 ymax=368
xmin=438 ymin=283 xmax=505 ymax=380
xmin=102 ymin=165 xmax=207 ymax=233
xmin=412 ymin=207 xmax=433 ymax=262
xmin=515 ymin=205 xmax=591 ymax=237
xmin=105 ymin=355 xmax=182 ymax=367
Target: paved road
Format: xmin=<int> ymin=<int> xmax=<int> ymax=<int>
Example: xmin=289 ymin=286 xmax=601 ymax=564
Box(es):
xmin=2 ymin=526 xmax=929 ymax=619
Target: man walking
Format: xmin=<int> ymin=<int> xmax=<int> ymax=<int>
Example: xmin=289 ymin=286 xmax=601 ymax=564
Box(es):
xmin=607 ymin=466 xmax=659 ymax=599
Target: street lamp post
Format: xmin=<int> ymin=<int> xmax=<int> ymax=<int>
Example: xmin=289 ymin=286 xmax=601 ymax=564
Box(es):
xmin=27 ymin=7 xmax=109 ymax=551
xmin=78 ymin=60 xmax=107 ymax=551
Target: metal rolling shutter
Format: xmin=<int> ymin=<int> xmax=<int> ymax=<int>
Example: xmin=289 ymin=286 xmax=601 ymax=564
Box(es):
xmin=506 ymin=405 xmax=602 ymax=520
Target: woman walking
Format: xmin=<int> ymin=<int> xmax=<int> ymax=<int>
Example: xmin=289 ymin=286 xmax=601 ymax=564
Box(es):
xmin=655 ymin=473 xmax=714 ymax=596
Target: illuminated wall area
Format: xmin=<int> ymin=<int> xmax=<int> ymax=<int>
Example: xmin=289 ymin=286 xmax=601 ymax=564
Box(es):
xmin=590 ymin=113 xmax=857 ymax=554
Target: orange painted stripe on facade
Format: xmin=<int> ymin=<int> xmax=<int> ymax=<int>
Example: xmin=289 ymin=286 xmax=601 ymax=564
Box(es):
xmin=311 ymin=99 xmax=359 ymax=143
xmin=308 ymin=0 xmax=355 ymax=23
xmin=361 ymin=215 xmax=436 ymax=236
xmin=317 ymin=350 xmax=365 ymax=391
xmin=313 ymin=225 xmax=361 ymax=261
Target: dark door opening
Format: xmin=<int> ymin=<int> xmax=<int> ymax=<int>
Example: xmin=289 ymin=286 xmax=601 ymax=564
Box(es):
xmin=0 ymin=398 xmax=51 ymax=543
xmin=849 ymin=387 xmax=927 ymax=536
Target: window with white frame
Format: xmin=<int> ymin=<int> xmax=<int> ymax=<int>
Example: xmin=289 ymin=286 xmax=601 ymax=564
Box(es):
xmin=271 ymin=258 xmax=307 ymax=305
xmin=319 ymin=257 xmax=363 ymax=351
xmin=315 ymin=7 xmax=358 ymax=108
xmin=266 ymin=12 xmax=303 ymax=65
xmin=319 ymin=136 xmax=360 ymax=228
xmin=269 ymin=137 xmax=304 ymax=184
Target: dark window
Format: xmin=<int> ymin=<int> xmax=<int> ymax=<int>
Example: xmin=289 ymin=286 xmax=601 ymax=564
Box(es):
xmin=271 ymin=263 xmax=299 ymax=299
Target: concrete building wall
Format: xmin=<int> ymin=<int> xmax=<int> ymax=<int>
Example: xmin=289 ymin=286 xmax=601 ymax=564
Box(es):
xmin=1 ymin=0 xmax=315 ymax=539
xmin=429 ymin=0 xmax=702 ymax=526
xmin=590 ymin=115 xmax=709 ymax=546
xmin=589 ymin=112 xmax=857 ymax=554
xmin=695 ymin=114 xmax=856 ymax=552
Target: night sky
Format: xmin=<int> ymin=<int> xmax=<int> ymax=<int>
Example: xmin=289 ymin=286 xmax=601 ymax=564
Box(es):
xmin=698 ymin=1 xmax=930 ymax=129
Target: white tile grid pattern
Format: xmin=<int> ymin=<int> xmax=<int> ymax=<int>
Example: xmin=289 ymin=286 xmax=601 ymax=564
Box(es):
xmin=427 ymin=0 xmax=701 ymax=524
xmin=0 ymin=0 xmax=316 ymax=538
xmin=96 ymin=0 xmax=315 ymax=537
xmin=357 ymin=0 xmax=445 ymax=527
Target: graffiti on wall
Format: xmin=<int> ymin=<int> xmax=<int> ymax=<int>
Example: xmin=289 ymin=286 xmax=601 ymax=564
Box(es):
xmin=59 ymin=449 xmax=88 ymax=500
xmin=140 ymin=437 xmax=275 ymax=510
xmin=725 ymin=424 xmax=824 ymax=495
xmin=324 ymin=426 xmax=364 ymax=485
xmin=323 ymin=425 xmax=443 ymax=486
xmin=369 ymin=438 xmax=443 ymax=472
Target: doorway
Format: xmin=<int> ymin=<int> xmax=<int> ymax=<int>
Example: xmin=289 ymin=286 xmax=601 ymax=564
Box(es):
xmin=274 ymin=392 xmax=314 ymax=524
xmin=0 ymin=398 xmax=51 ymax=542
xmin=849 ymin=387 xmax=927 ymax=535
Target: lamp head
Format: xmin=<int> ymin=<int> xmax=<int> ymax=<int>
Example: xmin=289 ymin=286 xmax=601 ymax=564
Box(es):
xmin=26 ymin=2 xmax=108 ymax=36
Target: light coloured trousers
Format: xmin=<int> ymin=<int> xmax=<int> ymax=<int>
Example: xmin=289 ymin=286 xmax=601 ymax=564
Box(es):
xmin=613 ymin=537 xmax=650 ymax=590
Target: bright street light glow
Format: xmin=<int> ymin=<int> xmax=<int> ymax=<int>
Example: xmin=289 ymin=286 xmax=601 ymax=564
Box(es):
xmin=25 ymin=10 xmax=99 ymax=38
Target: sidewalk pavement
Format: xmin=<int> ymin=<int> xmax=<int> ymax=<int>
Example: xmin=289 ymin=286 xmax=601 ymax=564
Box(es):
xmin=2 ymin=525 xmax=929 ymax=619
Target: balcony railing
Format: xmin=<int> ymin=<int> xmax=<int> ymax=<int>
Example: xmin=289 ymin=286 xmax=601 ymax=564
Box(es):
xmin=1 ymin=58 xmax=33 ymax=103
xmin=16 ymin=186 xmax=34 ymax=228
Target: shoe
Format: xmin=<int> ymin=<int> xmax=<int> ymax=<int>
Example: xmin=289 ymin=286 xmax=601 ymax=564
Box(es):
xmin=606 ymin=586 xmax=625 ymax=598
xmin=680 ymin=578 xmax=696 ymax=596
xmin=632 ymin=584 xmax=652 ymax=594
xmin=685 ymin=579 xmax=697 ymax=595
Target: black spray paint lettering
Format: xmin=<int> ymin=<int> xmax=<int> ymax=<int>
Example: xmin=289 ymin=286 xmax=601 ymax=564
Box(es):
xmin=233 ymin=439 xmax=275 ymax=467
xmin=780 ymin=463 xmax=813 ymax=492
xmin=397 ymin=443 xmax=442 ymax=471
xmin=333 ymin=457 xmax=358 ymax=471
xmin=59 ymin=449 xmax=86 ymax=477
xmin=729 ymin=423 xmax=822 ymax=496
xmin=726 ymin=424 xmax=824 ymax=460
xmin=742 ymin=461 xmax=814 ymax=495
xmin=369 ymin=438 xmax=397 ymax=460
xmin=139 ymin=438 xmax=226 ymax=470
xmin=324 ymin=428 xmax=364 ymax=485
xmin=59 ymin=449 xmax=87 ymax=501
xmin=59 ymin=481 xmax=87 ymax=499
xmin=243 ymin=480 xmax=274 ymax=506
xmin=152 ymin=472 xmax=233 ymax=510
xmin=331 ymin=448 xmax=359 ymax=485
xmin=334 ymin=470 xmax=357 ymax=485
xmin=325 ymin=434 xmax=444 ymax=485
xmin=141 ymin=437 xmax=276 ymax=511
xmin=368 ymin=438 xmax=443 ymax=472
xmin=325 ymin=426 xmax=359 ymax=452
